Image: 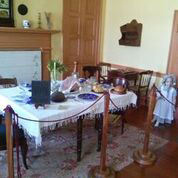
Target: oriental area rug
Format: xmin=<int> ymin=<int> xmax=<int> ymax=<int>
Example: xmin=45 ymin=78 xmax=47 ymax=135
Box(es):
xmin=0 ymin=120 xmax=168 ymax=178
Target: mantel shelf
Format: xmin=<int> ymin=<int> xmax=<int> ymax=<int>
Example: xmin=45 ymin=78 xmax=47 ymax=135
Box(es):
xmin=0 ymin=27 xmax=60 ymax=34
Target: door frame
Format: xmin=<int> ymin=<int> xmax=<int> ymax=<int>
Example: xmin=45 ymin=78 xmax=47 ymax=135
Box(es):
xmin=167 ymin=10 xmax=178 ymax=74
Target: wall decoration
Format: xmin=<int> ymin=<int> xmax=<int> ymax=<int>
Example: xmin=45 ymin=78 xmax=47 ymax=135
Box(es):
xmin=18 ymin=4 xmax=28 ymax=16
xmin=0 ymin=0 xmax=14 ymax=27
xmin=119 ymin=19 xmax=142 ymax=46
xmin=45 ymin=12 xmax=52 ymax=30
xmin=37 ymin=12 xmax=42 ymax=29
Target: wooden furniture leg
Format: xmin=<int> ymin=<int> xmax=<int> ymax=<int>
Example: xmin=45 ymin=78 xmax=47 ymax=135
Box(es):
xmin=97 ymin=113 xmax=103 ymax=152
xmin=94 ymin=115 xmax=99 ymax=130
xmin=121 ymin=111 xmax=126 ymax=135
xmin=77 ymin=116 xmax=83 ymax=162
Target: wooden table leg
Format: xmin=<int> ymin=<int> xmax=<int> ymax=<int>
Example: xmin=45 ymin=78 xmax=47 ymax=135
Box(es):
xmin=77 ymin=116 xmax=83 ymax=162
xmin=94 ymin=115 xmax=99 ymax=130
xmin=121 ymin=111 xmax=126 ymax=135
xmin=97 ymin=113 xmax=103 ymax=152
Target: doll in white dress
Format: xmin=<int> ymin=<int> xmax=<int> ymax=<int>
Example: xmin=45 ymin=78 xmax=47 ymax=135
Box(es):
xmin=153 ymin=74 xmax=177 ymax=127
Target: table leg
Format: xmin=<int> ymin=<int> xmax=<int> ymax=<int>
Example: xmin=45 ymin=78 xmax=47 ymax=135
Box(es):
xmin=97 ymin=113 xmax=103 ymax=152
xmin=77 ymin=116 xmax=83 ymax=162
xmin=94 ymin=114 xmax=99 ymax=130
xmin=121 ymin=111 xmax=126 ymax=135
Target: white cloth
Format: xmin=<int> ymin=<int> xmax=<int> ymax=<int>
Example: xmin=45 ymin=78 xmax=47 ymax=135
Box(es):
xmin=0 ymin=87 xmax=137 ymax=146
xmin=153 ymin=86 xmax=177 ymax=124
xmin=60 ymin=76 xmax=80 ymax=93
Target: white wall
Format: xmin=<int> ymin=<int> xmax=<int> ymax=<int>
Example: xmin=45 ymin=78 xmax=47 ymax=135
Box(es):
xmin=102 ymin=0 xmax=178 ymax=73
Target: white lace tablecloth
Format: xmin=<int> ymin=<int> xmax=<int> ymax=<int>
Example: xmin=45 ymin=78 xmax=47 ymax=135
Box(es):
xmin=0 ymin=87 xmax=137 ymax=146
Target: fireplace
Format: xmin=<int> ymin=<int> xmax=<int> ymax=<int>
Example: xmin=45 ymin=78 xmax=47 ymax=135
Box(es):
xmin=0 ymin=27 xmax=60 ymax=80
xmin=0 ymin=50 xmax=41 ymax=83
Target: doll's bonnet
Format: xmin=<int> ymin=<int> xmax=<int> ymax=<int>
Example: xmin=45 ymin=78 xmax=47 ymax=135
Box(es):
xmin=162 ymin=74 xmax=176 ymax=87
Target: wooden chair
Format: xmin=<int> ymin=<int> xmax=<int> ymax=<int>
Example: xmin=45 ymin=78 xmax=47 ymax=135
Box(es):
xmin=124 ymin=72 xmax=139 ymax=89
xmin=107 ymin=70 xmax=123 ymax=84
xmin=0 ymin=78 xmax=17 ymax=88
xmin=111 ymin=77 xmax=129 ymax=134
xmin=130 ymin=70 xmax=153 ymax=106
xmin=107 ymin=70 xmax=137 ymax=85
xmin=97 ymin=62 xmax=111 ymax=83
xmin=0 ymin=113 xmax=28 ymax=172
xmin=82 ymin=66 xmax=101 ymax=79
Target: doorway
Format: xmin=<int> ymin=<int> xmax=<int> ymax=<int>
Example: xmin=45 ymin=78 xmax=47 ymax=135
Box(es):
xmin=63 ymin=0 xmax=102 ymax=78
xmin=167 ymin=10 xmax=178 ymax=87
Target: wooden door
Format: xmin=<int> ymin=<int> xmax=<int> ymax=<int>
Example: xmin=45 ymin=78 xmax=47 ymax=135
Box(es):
xmin=167 ymin=10 xmax=178 ymax=87
xmin=63 ymin=0 xmax=102 ymax=78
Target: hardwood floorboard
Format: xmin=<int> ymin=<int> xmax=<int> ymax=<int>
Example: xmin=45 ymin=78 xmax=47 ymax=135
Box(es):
xmin=116 ymin=106 xmax=178 ymax=178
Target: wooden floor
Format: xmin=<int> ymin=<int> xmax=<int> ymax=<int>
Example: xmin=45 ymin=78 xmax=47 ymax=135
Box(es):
xmin=116 ymin=106 xmax=178 ymax=178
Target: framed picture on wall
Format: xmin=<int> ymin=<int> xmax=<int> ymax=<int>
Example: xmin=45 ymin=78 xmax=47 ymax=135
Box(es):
xmin=0 ymin=0 xmax=14 ymax=27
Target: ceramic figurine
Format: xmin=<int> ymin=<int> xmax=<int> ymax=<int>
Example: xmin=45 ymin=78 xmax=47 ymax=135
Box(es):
xmin=153 ymin=74 xmax=177 ymax=127
xmin=23 ymin=20 xmax=30 ymax=28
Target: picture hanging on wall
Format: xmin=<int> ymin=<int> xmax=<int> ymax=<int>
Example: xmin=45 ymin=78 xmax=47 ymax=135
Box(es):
xmin=119 ymin=19 xmax=142 ymax=46
xmin=0 ymin=0 xmax=14 ymax=27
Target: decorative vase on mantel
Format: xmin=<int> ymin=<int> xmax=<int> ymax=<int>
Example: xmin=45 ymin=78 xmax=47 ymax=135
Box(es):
xmin=45 ymin=12 xmax=52 ymax=30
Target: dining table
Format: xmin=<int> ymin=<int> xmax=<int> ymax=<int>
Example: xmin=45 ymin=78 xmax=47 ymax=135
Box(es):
xmin=0 ymin=85 xmax=137 ymax=161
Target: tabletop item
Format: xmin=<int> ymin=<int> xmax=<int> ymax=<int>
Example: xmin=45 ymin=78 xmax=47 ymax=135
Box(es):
xmin=61 ymin=76 xmax=80 ymax=93
xmin=79 ymin=78 xmax=86 ymax=84
xmin=32 ymin=81 xmax=51 ymax=107
xmin=102 ymin=84 xmax=111 ymax=89
xmin=92 ymin=84 xmax=104 ymax=93
xmin=78 ymin=93 xmax=99 ymax=101
xmin=110 ymin=87 xmax=126 ymax=95
xmin=51 ymin=91 xmax=66 ymax=102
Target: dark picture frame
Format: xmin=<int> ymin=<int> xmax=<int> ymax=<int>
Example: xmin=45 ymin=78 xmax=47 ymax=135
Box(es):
xmin=0 ymin=0 xmax=14 ymax=27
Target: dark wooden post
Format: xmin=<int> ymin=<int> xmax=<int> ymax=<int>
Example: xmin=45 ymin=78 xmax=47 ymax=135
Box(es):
xmin=133 ymin=85 xmax=157 ymax=165
xmin=88 ymin=91 xmax=116 ymax=178
xmin=5 ymin=108 xmax=14 ymax=178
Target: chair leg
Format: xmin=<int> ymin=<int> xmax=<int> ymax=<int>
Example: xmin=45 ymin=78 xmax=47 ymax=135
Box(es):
xmin=97 ymin=113 xmax=103 ymax=152
xmin=20 ymin=140 xmax=28 ymax=169
xmin=94 ymin=115 xmax=99 ymax=130
xmin=77 ymin=116 xmax=83 ymax=162
xmin=121 ymin=112 xmax=126 ymax=135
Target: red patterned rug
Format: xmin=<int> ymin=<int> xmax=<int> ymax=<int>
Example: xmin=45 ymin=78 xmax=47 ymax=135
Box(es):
xmin=0 ymin=120 xmax=168 ymax=178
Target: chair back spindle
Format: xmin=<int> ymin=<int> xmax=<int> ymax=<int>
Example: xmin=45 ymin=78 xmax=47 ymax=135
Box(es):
xmin=82 ymin=66 xmax=101 ymax=80
xmin=0 ymin=78 xmax=17 ymax=88
xmin=98 ymin=62 xmax=111 ymax=83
